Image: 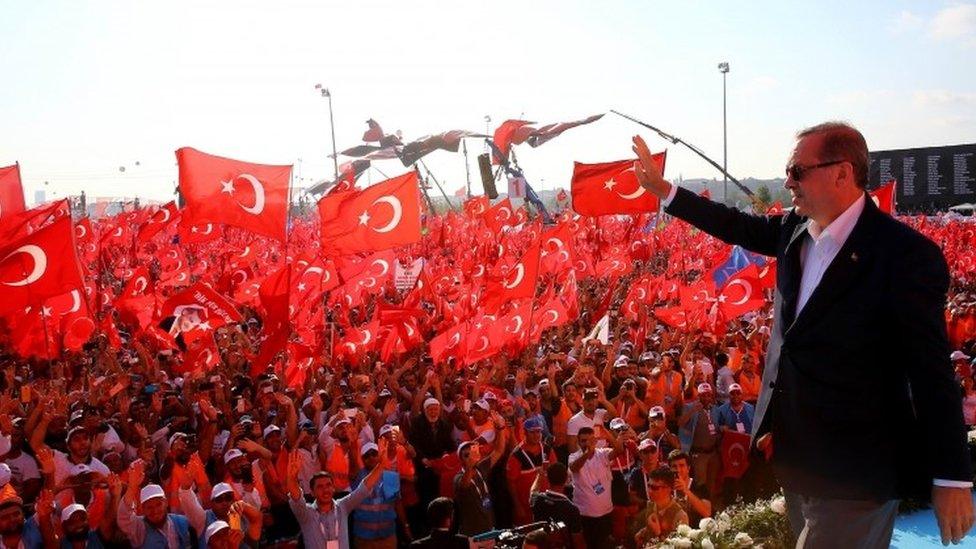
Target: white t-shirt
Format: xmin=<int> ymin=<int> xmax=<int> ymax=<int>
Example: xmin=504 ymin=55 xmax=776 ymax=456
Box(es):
xmin=53 ymin=450 xmax=110 ymax=486
xmin=568 ymin=447 xmax=614 ymax=517
xmin=567 ymin=409 xmax=608 ymax=448
xmin=3 ymin=453 xmax=40 ymax=491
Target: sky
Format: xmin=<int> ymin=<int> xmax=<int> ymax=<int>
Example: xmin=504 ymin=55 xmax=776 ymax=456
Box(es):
xmin=1 ymin=0 xmax=975 ymax=205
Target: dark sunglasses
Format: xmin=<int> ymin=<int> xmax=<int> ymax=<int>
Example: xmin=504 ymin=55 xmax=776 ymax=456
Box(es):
xmin=785 ymin=160 xmax=846 ymax=182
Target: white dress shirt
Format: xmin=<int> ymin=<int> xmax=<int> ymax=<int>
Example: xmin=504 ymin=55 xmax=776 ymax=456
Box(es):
xmin=663 ymin=185 xmax=972 ymax=489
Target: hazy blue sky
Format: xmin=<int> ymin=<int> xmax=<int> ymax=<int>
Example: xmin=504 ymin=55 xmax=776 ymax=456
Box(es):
xmin=1 ymin=0 xmax=974 ymax=204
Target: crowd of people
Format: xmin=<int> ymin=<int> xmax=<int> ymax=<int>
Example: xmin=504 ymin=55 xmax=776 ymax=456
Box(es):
xmin=0 ymin=195 xmax=974 ymax=549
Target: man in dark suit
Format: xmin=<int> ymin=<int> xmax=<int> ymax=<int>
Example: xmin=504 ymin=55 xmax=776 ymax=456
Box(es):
xmin=409 ymin=497 xmax=469 ymax=549
xmin=631 ymin=122 xmax=974 ymax=547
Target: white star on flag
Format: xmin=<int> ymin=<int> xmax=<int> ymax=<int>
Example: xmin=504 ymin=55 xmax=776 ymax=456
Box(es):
xmin=604 ymin=178 xmax=616 ymax=190
xmin=358 ymin=211 xmax=371 ymax=225
xmin=220 ymin=180 xmax=235 ymax=194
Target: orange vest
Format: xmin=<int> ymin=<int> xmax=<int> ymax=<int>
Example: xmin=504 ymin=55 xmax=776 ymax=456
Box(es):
xmin=326 ymin=444 xmax=351 ymax=491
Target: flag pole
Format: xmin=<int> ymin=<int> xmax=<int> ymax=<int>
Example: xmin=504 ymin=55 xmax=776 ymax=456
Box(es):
xmin=418 ymin=159 xmax=459 ymax=213
xmin=462 ymin=139 xmax=473 ymax=199
xmin=413 ymin=166 xmax=437 ymax=215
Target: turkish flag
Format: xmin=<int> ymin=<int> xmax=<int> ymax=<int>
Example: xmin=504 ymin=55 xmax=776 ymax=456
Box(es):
xmin=870 ymin=180 xmax=896 ymax=215
xmin=654 ymin=306 xmax=691 ymax=330
xmin=484 ymin=198 xmax=516 ymax=233
xmin=284 ymin=343 xmax=316 ymax=390
xmin=556 ymin=188 xmax=568 ymax=203
xmin=720 ymin=431 xmax=751 ymax=479
xmin=177 ymin=147 xmax=291 ymax=241
xmin=178 ymin=220 xmax=222 ymax=244
xmin=183 ymin=334 xmax=220 ymax=375
xmin=120 ymin=266 xmax=153 ymax=298
xmin=488 ymin=299 xmax=533 ymax=351
xmin=766 ymin=201 xmax=784 ymax=215
xmin=0 ymin=164 xmax=26 ymax=223
xmin=492 ymin=120 xmax=535 ymax=163
xmin=540 ymin=223 xmax=575 ymax=274
xmin=137 ymin=201 xmax=179 ymax=242
xmin=531 ymin=297 xmax=570 ymax=341
xmin=571 ymin=153 xmax=666 ymax=216
xmin=318 ymin=171 xmax=421 ymax=255
xmin=484 ymin=241 xmax=541 ymax=311
xmin=0 ymin=216 xmax=85 ymax=315
xmin=716 ymin=264 xmax=765 ymax=319
xmin=464 ymin=196 xmax=490 ymax=218
xmin=0 ymin=199 xmax=70 ymax=243
xmin=429 ymin=321 xmax=468 ymax=365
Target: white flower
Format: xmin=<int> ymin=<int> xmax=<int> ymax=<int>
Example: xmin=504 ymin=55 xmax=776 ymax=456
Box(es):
xmin=687 ymin=528 xmax=702 ymax=540
xmin=673 ymin=539 xmax=693 ymax=549
xmin=734 ymin=531 xmax=755 ymax=547
xmin=968 ymin=429 xmax=976 ymax=443
xmin=676 ymin=524 xmax=692 ymax=537
xmin=770 ymin=495 xmax=787 ymax=515
xmin=699 ymin=517 xmax=716 ymax=532
xmin=701 ymin=537 xmax=715 ymax=549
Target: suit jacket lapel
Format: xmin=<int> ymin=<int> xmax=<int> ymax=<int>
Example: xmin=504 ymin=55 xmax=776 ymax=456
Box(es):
xmin=786 ymin=195 xmax=878 ymax=337
xmin=780 ymin=220 xmax=809 ymax=327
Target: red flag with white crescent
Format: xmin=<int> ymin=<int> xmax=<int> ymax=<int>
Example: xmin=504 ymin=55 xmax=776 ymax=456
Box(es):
xmin=720 ymin=430 xmax=751 ymax=479
xmin=177 ymin=147 xmax=291 ymax=241
xmin=318 ymin=171 xmax=422 ymax=255
xmin=0 ymin=216 xmax=85 ymax=316
xmin=570 ymin=153 xmax=666 ymax=216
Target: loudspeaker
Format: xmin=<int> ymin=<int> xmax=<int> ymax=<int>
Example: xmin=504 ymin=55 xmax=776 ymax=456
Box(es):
xmin=478 ymin=153 xmax=499 ymax=199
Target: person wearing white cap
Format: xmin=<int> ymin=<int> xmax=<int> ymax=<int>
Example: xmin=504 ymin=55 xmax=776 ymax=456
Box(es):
xmin=58 ymin=502 xmax=110 ymax=547
xmin=117 ymin=460 xmax=194 ymax=548
xmin=715 ymin=384 xmax=756 ymax=436
xmin=286 ymin=437 xmax=392 ymax=549
xmin=29 ymin=408 xmax=110 ymax=487
xmin=178 ymin=478 xmax=262 ymax=549
xmin=677 ymin=383 xmax=721 ymax=503
xmin=350 ymin=441 xmax=401 ymax=547
xmin=645 ymin=406 xmax=680 ymax=458
xmin=568 ymin=423 xmax=632 ymax=548
xmin=567 ymin=387 xmax=616 ymax=453
xmin=407 ymin=390 xmax=454 ymax=526
xmin=626 ymin=438 xmax=662 ymax=505
xmin=221 ymin=449 xmax=265 ymax=511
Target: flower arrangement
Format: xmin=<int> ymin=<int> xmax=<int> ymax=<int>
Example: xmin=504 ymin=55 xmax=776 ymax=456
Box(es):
xmin=650 ymin=494 xmax=792 ymax=549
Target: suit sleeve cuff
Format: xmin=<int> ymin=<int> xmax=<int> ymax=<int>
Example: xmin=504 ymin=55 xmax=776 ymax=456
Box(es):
xmin=661 ymin=184 xmax=679 ymax=207
xmin=933 ymin=479 xmax=973 ymax=488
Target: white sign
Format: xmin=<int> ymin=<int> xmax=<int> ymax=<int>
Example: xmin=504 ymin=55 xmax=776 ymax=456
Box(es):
xmin=394 ymin=258 xmax=425 ymax=291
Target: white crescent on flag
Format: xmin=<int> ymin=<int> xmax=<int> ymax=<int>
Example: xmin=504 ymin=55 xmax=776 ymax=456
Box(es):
xmin=235 ymin=174 xmax=266 ymax=215
xmin=725 ymin=279 xmax=753 ymax=306
xmin=371 ymin=196 xmax=402 ymax=233
xmin=503 ymin=264 xmax=525 ymax=289
xmin=1 ymin=245 xmax=47 ymax=287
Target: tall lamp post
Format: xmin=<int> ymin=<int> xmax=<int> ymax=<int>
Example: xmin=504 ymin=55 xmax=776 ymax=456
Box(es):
xmin=717 ymin=62 xmax=729 ymax=204
xmin=316 ymin=84 xmax=339 ymax=180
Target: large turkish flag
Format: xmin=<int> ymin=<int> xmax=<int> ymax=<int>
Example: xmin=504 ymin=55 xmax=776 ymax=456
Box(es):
xmin=0 ymin=216 xmax=85 ymax=315
xmin=177 ymin=147 xmax=291 ymax=241
xmin=571 ymin=153 xmax=666 ymax=216
xmin=318 ymin=171 xmax=421 ymax=255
